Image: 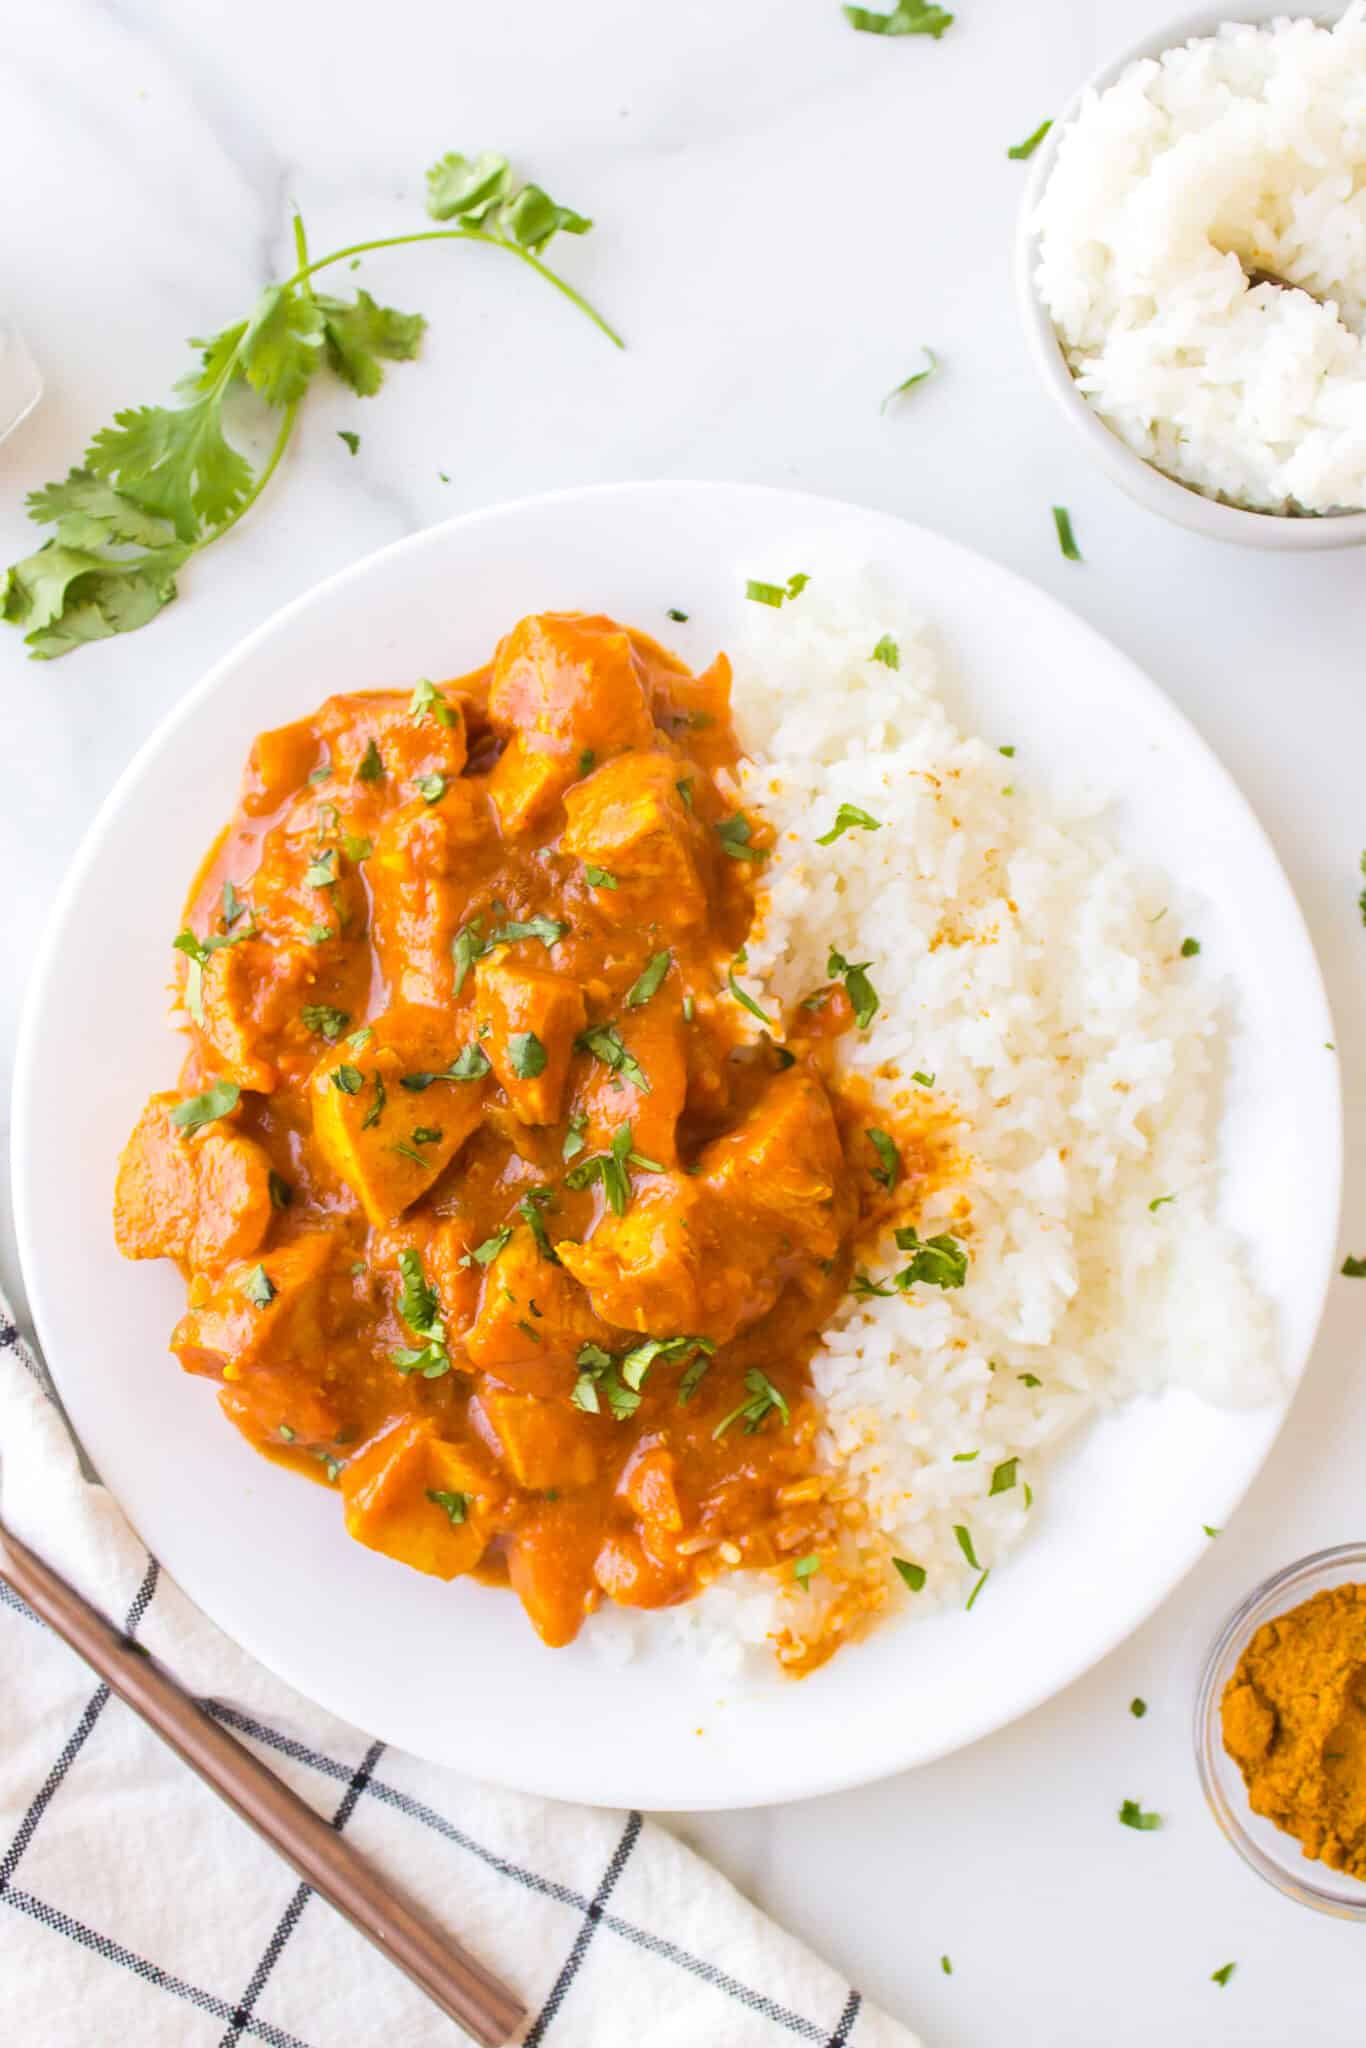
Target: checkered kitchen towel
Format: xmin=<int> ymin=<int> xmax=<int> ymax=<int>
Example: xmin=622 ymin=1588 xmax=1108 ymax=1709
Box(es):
xmin=0 ymin=1299 xmax=918 ymax=2048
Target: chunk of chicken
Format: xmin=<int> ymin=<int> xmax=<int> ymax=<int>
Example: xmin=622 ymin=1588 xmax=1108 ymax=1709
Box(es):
xmin=559 ymin=1072 xmax=849 ymax=1342
xmin=487 ymin=614 xmax=656 ymax=834
xmin=464 ymin=1226 xmax=602 ymax=1392
xmin=171 ymin=1232 xmax=338 ymax=1380
xmin=309 ymin=1007 xmax=486 ymax=1224
xmin=114 ymin=1093 xmax=274 ymax=1275
xmin=505 ymin=1498 xmax=601 ymax=1646
xmin=471 ymin=1384 xmax=598 ymax=1491
xmin=368 ymin=784 xmax=494 ymax=1008
xmin=316 ymin=685 xmax=469 ymax=788
xmin=474 ymin=957 xmax=585 ymax=1125
xmin=341 ymin=1418 xmax=494 ymax=1579
xmin=561 ymin=753 xmax=706 ymax=927
xmin=198 ymin=938 xmax=340 ymax=1093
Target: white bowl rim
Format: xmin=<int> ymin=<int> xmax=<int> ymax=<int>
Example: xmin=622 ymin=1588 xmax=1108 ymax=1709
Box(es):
xmin=1014 ymin=4 xmax=1366 ymax=550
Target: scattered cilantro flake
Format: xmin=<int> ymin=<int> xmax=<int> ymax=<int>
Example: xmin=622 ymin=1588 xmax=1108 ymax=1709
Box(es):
xmin=746 ymin=579 xmax=785 ymax=608
xmin=666 ymin=607 xmax=688 ymax=621
xmin=881 ymin=346 xmax=939 ymax=412
xmin=953 ymin=1524 xmax=980 ymax=1570
xmin=331 ymin=1064 xmax=364 ymax=1095
xmin=952 ymin=1450 xmax=979 ymax=1463
xmin=360 ymin=1071 xmax=387 ymax=1130
xmin=576 ymin=1022 xmax=650 ymax=1092
xmin=1203 ymin=1524 xmax=1221 ymax=1538
xmin=562 ymin=1112 xmax=588 ymax=1162
xmin=866 ymin=1127 xmax=900 ymax=1191
xmin=348 ymin=1026 xmax=374 ymax=1051
xmin=845 ymin=0 xmax=953 ymax=34
xmin=356 ymin=737 xmax=383 ymax=781
xmin=409 ymin=676 xmax=456 ymax=728
xmin=337 ymin=429 xmax=360 ymax=455
xmin=1130 ymin=1697 xmax=1147 ymax=1718
xmin=508 ymin=1031 xmax=547 ymax=1079
xmin=893 ymin=1557 xmax=926 ymax=1592
xmin=278 ymin=1423 xmax=295 ymax=1442
xmin=1019 ymin=1372 xmax=1042 ymax=1388
xmin=715 ymin=813 xmax=766 ymax=863
xmin=584 ymin=865 xmax=618 ymax=889
xmin=989 ymin=1457 xmax=1019 ymax=1495
xmin=712 ymin=1368 xmax=790 ymax=1440
xmin=1150 ymin=1194 xmax=1176 ymax=1211
xmin=308 ymin=759 xmax=332 ymax=785
xmin=306 ymin=924 xmax=334 ymax=944
xmin=463 ymin=1225 xmax=513 ymax=1269
xmin=1211 ymin=1963 xmax=1235 ymax=1988
xmin=793 ymin=1554 xmax=820 ymax=1587
xmin=221 ymin=881 xmax=246 ymax=927
xmin=870 ymin=634 xmax=900 ymax=669
xmin=912 ymin=1069 xmax=935 ymax=1087
xmin=1118 ymin=1799 xmax=1162 ymax=1831
xmin=301 ymin=1003 xmax=350 ymax=1042
xmin=627 ymin=950 xmax=672 ymax=1008
xmin=727 ymin=968 xmax=775 ymax=1026
xmin=682 ymin=994 xmax=695 ymax=1023
xmin=1007 ymin=119 xmax=1053 ymax=160
xmin=414 ymin=772 xmax=446 ymax=804
xmin=342 ymin=832 xmax=372 ymax=863
xmin=999 ymin=744 xmax=1015 ymax=757
xmin=941 ymin=1956 xmax=952 ymax=1977
xmin=427 ymin=1488 xmax=468 ymax=1525
xmin=817 ymin=802 xmax=882 ymax=845
xmin=491 ymin=915 xmax=569 ymax=951
xmin=1342 ymin=1255 xmax=1366 ymax=1277
xmin=304 ymin=848 xmax=338 ymax=888
xmin=1052 ymin=505 xmax=1082 ymax=561
xmin=675 ymin=777 xmax=694 ymax=810
xmin=171 ymin=1080 xmax=240 ymax=1131
xmin=518 ymin=1186 xmax=560 ymax=1263
xmin=966 ymin=1569 xmax=990 ymax=1610
xmin=1181 ymin=937 xmax=1201 ymax=957
xmin=244 ymin=1264 xmax=276 ymax=1308
xmin=452 ymin=917 xmax=492 ymax=995
xmin=851 ymin=1269 xmax=895 ymax=1299
xmin=827 ymin=946 xmax=879 ymax=1028
xmin=894 ymin=1226 xmax=968 ymax=1290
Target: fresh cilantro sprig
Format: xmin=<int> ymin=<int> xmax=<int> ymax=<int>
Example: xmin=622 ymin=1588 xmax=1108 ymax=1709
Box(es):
xmin=4 ymin=153 xmax=620 ymax=661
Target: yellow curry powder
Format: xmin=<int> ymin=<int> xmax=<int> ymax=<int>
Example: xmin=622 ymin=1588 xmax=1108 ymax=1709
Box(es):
xmin=1221 ymin=1582 xmax=1366 ymax=1878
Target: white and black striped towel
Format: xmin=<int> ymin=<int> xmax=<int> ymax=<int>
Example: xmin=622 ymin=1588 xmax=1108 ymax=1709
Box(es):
xmin=0 ymin=1299 xmax=918 ymax=2048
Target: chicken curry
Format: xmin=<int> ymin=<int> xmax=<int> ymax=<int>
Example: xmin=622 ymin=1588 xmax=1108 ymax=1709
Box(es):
xmin=114 ymin=613 xmax=936 ymax=1663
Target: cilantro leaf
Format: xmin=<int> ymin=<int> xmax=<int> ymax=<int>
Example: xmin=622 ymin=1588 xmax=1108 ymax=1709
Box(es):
xmin=827 ymin=946 xmax=879 ymax=1028
xmin=170 ymin=1080 xmax=240 ymax=1131
xmin=427 ymin=1488 xmax=469 ymax=1525
xmin=244 ymin=1263 xmax=276 ymax=1309
xmin=576 ymin=1022 xmax=650 ymax=1092
xmin=817 ymin=803 xmax=882 ymax=845
xmin=844 ymin=1 xmax=953 ymax=35
xmin=866 ymin=1128 xmax=900 ymax=1191
xmin=715 ymin=814 xmax=766 ymax=863
xmin=316 ymin=289 xmax=426 ymax=396
xmin=235 ymin=284 xmax=326 ymax=407
xmin=1118 ymin=1799 xmax=1162 ymax=1832
xmin=1053 ymin=505 xmax=1082 ymax=561
xmin=301 ymin=1004 xmax=350 ymax=1042
xmin=870 ymin=635 xmax=900 ymax=669
xmin=881 ymin=347 xmax=939 ymax=412
xmin=509 ymin=1032 xmax=547 ymax=1079
xmin=893 ymin=1557 xmax=926 ymax=1592
xmin=893 ymin=1225 xmax=968 ymax=1290
xmin=1008 ymin=119 xmax=1053 ymax=161
xmin=626 ymin=951 xmax=671 ymax=1007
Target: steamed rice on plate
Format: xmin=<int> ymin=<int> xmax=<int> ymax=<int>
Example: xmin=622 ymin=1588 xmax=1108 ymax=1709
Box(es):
xmin=1032 ymin=6 xmax=1366 ymax=516
xmin=600 ymin=579 xmax=1275 ymax=1670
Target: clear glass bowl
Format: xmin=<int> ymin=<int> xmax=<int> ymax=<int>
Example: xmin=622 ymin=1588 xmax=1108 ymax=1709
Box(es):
xmin=1195 ymin=1543 xmax=1366 ymax=1918
xmin=0 ymin=318 xmax=42 ymax=445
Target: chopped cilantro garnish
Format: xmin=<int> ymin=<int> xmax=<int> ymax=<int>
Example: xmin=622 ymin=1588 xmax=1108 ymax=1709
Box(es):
xmin=337 ymin=429 xmax=360 ymax=455
xmin=989 ymin=1457 xmax=1018 ymax=1495
xmin=576 ymin=1022 xmax=650 ymax=1092
xmin=715 ymin=813 xmax=766 ymax=862
xmin=304 ymin=848 xmax=338 ymax=888
xmin=793 ymin=1554 xmax=820 ymax=1587
xmin=360 ymin=1072 xmax=387 ymax=1130
xmin=626 ymin=950 xmax=672 ymax=1008
xmin=508 ymin=1031 xmax=547 ymax=1079
xmin=1342 ymin=1255 xmax=1366 ymax=1277
xmin=816 ymin=803 xmax=882 ymax=845
xmin=356 ymin=737 xmax=383 ymax=781
xmin=727 ymin=969 xmax=774 ymax=1026
xmin=870 ymin=635 xmax=900 ymax=669
xmin=1118 ymin=1799 xmax=1161 ymax=1831
xmin=1052 ymin=505 xmax=1082 ymax=561
xmin=1130 ymin=1697 xmax=1147 ymax=1718
xmin=893 ymin=1557 xmax=926 ymax=1592
xmin=584 ymin=865 xmax=618 ymax=889
xmin=462 ymin=1225 xmax=513 ymax=1269
xmin=893 ymin=1226 xmax=968 ymax=1290
xmin=170 ymin=1080 xmax=240 ymax=1131
xmin=414 ymin=772 xmax=446 ymax=804
xmin=244 ymin=1264 xmax=276 ymax=1308
xmin=410 ymin=676 xmax=456 ymax=728
xmin=881 ymin=345 xmax=939 ymax=412
xmin=827 ymin=947 xmax=879 ymax=1028
xmin=912 ymin=1069 xmax=934 ymax=1087
xmin=666 ymin=607 xmax=688 ymax=622
xmin=1181 ymin=937 xmax=1201 ymax=957
xmin=427 ymin=1489 xmax=468 ymax=1525
xmin=966 ymin=1569 xmax=990 ymax=1610
xmin=268 ymin=1170 xmax=292 ymax=1210
xmin=331 ymin=1064 xmax=364 ymax=1095
xmin=1007 ymin=119 xmax=1052 ymax=160
xmin=953 ymin=1524 xmax=980 ymax=1571
xmin=866 ymin=1128 xmax=900 ymax=1191
xmin=712 ymin=1368 xmax=789 ymax=1440
xmin=301 ymin=1004 xmax=350 ymax=1042
xmin=1211 ymin=1963 xmax=1235 ymax=1988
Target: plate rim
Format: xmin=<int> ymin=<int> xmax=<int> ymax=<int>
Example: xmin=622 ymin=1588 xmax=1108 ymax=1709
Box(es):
xmin=11 ymin=477 xmax=1344 ymax=1808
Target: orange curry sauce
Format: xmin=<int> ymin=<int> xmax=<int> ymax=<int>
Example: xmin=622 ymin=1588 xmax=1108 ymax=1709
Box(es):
xmin=114 ymin=614 xmax=951 ymax=1665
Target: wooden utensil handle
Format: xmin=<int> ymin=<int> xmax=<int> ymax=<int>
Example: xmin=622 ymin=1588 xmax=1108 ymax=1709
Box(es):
xmin=0 ymin=1520 xmax=525 ymax=2046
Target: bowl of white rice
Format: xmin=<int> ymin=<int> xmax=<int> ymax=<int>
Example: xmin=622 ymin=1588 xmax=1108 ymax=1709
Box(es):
xmin=1017 ymin=6 xmax=1366 ymax=546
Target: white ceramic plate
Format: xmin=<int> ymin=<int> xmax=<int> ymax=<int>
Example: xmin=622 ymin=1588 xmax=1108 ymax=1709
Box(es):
xmin=12 ymin=481 xmax=1341 ymax=1810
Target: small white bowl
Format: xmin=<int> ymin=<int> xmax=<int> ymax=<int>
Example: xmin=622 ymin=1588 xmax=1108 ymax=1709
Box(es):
xmin=1015 ymin=6 xmax=1366 ymax=550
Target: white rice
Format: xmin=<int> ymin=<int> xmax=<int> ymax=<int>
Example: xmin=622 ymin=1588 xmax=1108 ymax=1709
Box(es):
xmin=1033 ymin=6 xmax=1366 ymax=514
xmin=591 ymin=578 xmax=1273 ymax=1674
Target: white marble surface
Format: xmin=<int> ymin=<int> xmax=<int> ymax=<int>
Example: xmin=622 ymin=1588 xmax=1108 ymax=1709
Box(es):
xmin=4 ymin=0 xmax=1366 ymax=2040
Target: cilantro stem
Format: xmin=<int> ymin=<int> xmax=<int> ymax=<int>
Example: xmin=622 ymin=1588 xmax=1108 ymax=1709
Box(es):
xmin=279 ymin=228 xmax=625 ymax=350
